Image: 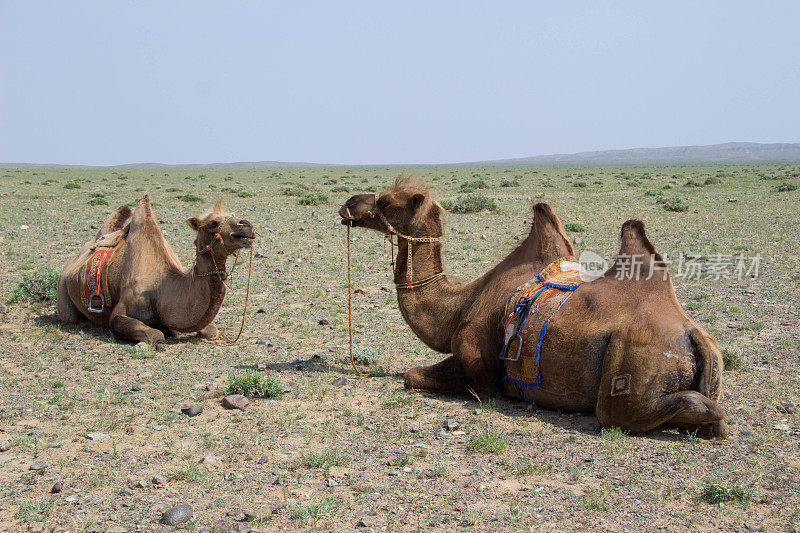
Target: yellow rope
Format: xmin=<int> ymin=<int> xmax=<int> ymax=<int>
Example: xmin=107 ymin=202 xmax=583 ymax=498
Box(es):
xmin=347 ymin=223 xmax=367 ymax=377
xmin=203 ymin=245 xmax=253 ymax=345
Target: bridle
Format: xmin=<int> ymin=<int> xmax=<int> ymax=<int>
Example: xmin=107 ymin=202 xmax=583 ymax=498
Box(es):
xmin=344 ymin=193 xmax=444 ymax=290
xmin=193 ymin=215 xmax=255 ymax=346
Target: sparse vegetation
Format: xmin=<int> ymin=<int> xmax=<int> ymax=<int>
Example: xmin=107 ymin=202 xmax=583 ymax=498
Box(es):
xmin=301 ymin=450 xmax=350 ymax=468
xmin=702 ymin=480 xmax=751 ymax=504
xmin=176 ymin=193 xmax=204 ymax=203
xmin=298 ymin=192 xmax=328 ymax=206
xmin=226 ymin=371 xmax=283 ymax=398
xmin=564 ymin=222 xmax=586 ymax=232
xmin=467 ymin=427 xmax=506 ymax=454
xmin=11 ymin=265 xmax=59 ymax=303
xmin=658 ymin=196 xmax=689 ymax=212
xmin=440 ymin=193 xmax=500 ymax=213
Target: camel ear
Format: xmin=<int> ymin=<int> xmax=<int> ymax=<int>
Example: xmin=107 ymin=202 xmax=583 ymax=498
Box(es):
xmin=410 ymin=193 xmax=425 ymax=210
xmin=187 ymin=216 xmax=201 ymax=232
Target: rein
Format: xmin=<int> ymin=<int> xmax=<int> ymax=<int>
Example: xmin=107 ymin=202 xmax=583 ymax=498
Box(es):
xmin=343 ymin=195 xmax=444 ymax=376
xmin=195 ymin=227 xmax=255 ymax=346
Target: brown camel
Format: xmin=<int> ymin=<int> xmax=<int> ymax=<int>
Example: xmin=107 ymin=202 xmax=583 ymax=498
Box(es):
xmin=340 ymin=178 xmax=727 ymax=438
xmin=57 ymin=195 xmax=255 ymax=346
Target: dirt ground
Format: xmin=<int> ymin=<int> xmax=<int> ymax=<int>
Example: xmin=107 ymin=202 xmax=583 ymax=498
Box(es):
xmin=0 ymin=165 xmax=798 ymax=532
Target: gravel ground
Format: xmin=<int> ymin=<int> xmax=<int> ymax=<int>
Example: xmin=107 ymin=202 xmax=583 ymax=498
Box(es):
xmin=0 ymin=165 xmax=798 ymax=532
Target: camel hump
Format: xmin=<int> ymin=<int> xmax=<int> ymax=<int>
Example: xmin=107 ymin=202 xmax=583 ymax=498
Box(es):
xmin=530 ymin=202 xmax=575 ymax=259
xmin=605 ymin=219 xmax=669 ymax=282
xmin=129 ymin=195 xmax=159 ymax=233
xmin=95 ymin=205 xmax=132 ymax=239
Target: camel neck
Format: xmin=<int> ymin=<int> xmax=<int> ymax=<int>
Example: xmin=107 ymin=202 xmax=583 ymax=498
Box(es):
xmin=159 ymin=252 xmax=229 ymax=333
xmin=393 ymin=238 xmax=480 ymax=353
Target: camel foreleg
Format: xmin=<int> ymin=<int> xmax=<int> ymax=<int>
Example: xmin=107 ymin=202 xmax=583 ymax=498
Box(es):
xmin=110 ymin=303 xmax=165 ymax=346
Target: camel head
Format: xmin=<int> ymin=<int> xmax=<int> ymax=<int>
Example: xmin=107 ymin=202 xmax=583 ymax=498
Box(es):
xmin=339 ymin=177 xmax=443 ymax=237
xmin=187 ymin=201 xmax=256 ymax=256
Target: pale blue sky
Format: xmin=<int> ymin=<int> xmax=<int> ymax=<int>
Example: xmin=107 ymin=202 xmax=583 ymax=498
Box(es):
xmin=1 ymin=1 xmax=799 ymax=165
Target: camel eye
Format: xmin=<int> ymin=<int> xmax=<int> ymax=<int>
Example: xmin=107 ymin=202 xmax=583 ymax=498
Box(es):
xmin=208 ymin=220 xmax=219 ymax=230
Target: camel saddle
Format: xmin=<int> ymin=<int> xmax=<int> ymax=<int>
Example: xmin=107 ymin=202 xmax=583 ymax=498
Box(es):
xmin=499 ymin=257 xmax=583 ymax=401
xmin=81 ymin=227 xmax=128 ymax=313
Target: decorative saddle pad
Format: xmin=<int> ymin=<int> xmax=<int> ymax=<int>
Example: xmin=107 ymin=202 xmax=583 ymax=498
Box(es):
xmin=81 ymin=228 xmax=127 ymax=312
xmin=499 ymin=257 xmax=583 ymax=401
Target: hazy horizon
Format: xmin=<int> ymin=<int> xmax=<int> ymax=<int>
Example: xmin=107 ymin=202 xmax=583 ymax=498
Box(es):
xmin=2 ymin=2 xmax=799 ymax=166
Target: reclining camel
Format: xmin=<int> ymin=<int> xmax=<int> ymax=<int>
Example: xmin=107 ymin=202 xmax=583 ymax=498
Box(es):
xmin=340 ymin=178 xmax=727 ymax=438
xmin=57 ymin=195 xmax=255 ymax=346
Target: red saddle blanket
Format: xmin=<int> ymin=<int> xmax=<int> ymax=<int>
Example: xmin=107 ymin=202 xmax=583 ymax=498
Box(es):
xmin=81 ymin=228 xmax=127 ymax=312
xmin=500 ymin=257 xmax=583 ymax=401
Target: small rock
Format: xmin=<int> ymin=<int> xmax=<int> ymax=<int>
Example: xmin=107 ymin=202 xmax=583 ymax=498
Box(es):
xmin=256 ymin=308 xmax=266 ymax=314
xmin=280 ymin=384 xmax=294 ymax=393
xmin=256 ymin=363 xmax=267 ymax=371
xmin=473 ymin=409 xmax=482 ymax=415
xmin=29 ymin=461 xmax=47 ymax=472
xmin=739 ymin=429 xmax=752 ymax=436
xmin=0 ymin=303 xmax=7 ymax=314
xmin=327 ymin=478 xmax=339 ymax=487
xmin=134 ymin=342 xmax=149 ymax=352
xmin=777 ymin=403 xmax=797 ymax=414
xmin=318 ymin=318 xmax=330 ymax=325
xmin=119 ymin=487 xmax=133 ymax=496
xmin=160 ymin=503 xmax=193 ymax=526
xmin=387 ymin=470 xmax=401 ymax=476
xmin=402 ymin=467 xmax=412 ymax=473
xmin=332 ymin=377 xmax=349 ymax=386
xmin=354 ymin=288 xmax=366 ymax=294
xmin=131 ymin=384 xmax=142 ymax=391
xmin=0 ymin=440 xmax=10 ymax=452
xmin=65 ymin=495 xmax=78 ymax=503
xmin=263 ymin=399 xmax=278 ymax=406
xmin=443 ymin=418 xmax=460 ymax=431
xmin=152 ymin=474 xmax=167 ymax=485
xmin=257 ymin=456 xmax=269 ymax=464
xmin=236 ymin=525 xmax=251 ymax=533
xmin=51 ymin=482 xmax=63 ymax=493
xmin=436 ymin=429 xmax=449 ymax=439
xmin=380 ymin=286 xmax=391 ymax=292
xmin=222 ymin=394 xmax=249 ymax=410
xmin=134 ymin=479 xmax=148 ymax=489
xmin=181 ymin=406 xmax=203 ymax=417
xmin=86 ymin=432 xmax=110 ymax=441
xmin=201 ymin=454 xmax=219 ymax=464
xmin=256 ymin=339 xmax=270 ymax=346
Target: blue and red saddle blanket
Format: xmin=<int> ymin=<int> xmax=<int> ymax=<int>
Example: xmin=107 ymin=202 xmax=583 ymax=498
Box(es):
xmin=499 ymin=257 xmax=583 ymax=401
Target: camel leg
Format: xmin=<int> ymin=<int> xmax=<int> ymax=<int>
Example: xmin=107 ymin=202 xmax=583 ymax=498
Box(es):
xmin=405 ymin=355 xmax=471 ymax=394
xmin=596 ymin=335 xmax=727 ymax=438
xmin=56 ymin=272 xmax=84 ymax=324
xmin=405 ymin=324 xmax=498 ymax=396
xmin=110 ymin=303 xmax=165 ymax=346
xmin=196 ymin=324 xmax=218 ymax=339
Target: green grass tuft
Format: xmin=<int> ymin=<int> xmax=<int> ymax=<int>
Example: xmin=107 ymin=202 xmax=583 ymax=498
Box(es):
xmin=226 ymin=371 xmax=283 ymax=398
xmin=702 ymin=480 xmax=751 ymax=504
xmin=16 ymin=498 xmax=57 ymax=522
xmin=11 ymin=265 xmax=59 ymax=303
xmin=467 ymin=427 xmax=506 ymax=454
xmin=176 ymin=194 xmax=204 ymax=203
xmin=298 ymin=192 xmax=328 ymax=206
xmin=301 ymin=450 xmax=350 ymax=468
xmin=87 ymin=197 xmax=109 ymax=206
xmin=564 ymin=222 xmax=586 ymax=232
xmin=440 ymin=193 xmax=499 ymax=214
xmin=658 ymin=196 xmax=689 ymax=212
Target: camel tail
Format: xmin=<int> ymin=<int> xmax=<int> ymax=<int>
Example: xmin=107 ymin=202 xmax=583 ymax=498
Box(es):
xmin=688 ymin=327 xmax=723 ymax=401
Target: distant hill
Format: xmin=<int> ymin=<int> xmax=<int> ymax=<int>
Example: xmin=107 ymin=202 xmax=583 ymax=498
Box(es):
xmin=3 ymin=142 xmax=800 ymax=168
xmin=472 ymin=142 xmax=800 ymax=166
xmin=0 ymin=160 xmax=322 ymax=169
